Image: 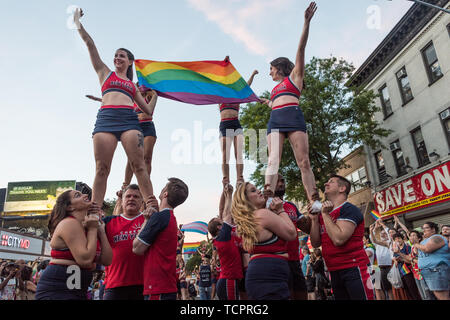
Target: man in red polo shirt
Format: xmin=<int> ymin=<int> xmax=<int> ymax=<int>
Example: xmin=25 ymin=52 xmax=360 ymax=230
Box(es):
xmin=102 ymin=184 xmax=145 ymax=300
xmin=132 ymin=178 xmax=189 ymax=300
xmin=309 ymin=175 xmax=373 ymax=300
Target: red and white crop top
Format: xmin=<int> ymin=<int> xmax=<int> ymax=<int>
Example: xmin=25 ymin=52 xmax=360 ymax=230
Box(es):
xmin=270 ymin=76 xmax=301 ymax=102
xmin=249 ymin=234 xmax=287 ymax=255
xmin=219 ymin=103 xmax=240 ymax=113
xmin=101 ymin=72 xmax=136 ymax=102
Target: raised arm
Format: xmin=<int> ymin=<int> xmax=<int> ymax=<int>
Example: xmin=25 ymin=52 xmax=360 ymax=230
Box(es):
xmin=394 ymin=215 xmax=410 ymax=237
xmin=97 ymin=218 xmax=113 ymax=266
xmin=74 ymin=8 xmax=110 ymax=83
xmin=290 ymin=2 xmax=317 ymax=89
xmin=221 ymin=184 xmax=234 ymax=224
xmin=112 ymin=190 xmax=123 ymax=216
xmin=370 ymin=222 xmax=389 ymax=248
xmin=307 ymin=203 xmax=321 ymax=248
xmin=247 ymin=70 xmax=258 ymax=86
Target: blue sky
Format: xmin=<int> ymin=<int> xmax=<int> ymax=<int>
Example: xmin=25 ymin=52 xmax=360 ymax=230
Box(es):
xmin=0 ymin=0 xmax=413 ymax=242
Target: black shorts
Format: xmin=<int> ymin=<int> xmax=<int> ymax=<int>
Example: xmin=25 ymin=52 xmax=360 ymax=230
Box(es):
xmin=139 ymin=121 xmax=157 ymax=138
xmin=219 ymin=119 xmax=243 ymax=137
xmin=103 ymin=285 xmax=144 ymax=300
xmin=288 ymin=260 xmax=307 ymax=293
xmin=305 ymin=276 xmax=316 ymax=293
xmin=379 ymin=265 xmax=393 ymax=292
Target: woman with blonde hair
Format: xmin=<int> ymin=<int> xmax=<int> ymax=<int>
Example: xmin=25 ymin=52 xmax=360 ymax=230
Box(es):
xmin=231 ymin=182 xmax=297 ymax=300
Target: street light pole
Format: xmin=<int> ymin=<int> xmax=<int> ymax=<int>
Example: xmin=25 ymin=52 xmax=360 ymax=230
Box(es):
xmin=406 ymin=0 xmax=450 ymax=14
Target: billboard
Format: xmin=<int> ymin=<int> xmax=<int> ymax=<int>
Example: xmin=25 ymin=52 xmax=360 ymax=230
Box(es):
xmin=0 ymin=229 xmax=45 ymax=255
xmin=374 ymin=161 xmax=450 ymax=219
xmin=4 ymin=180 xmax=76 ymax=213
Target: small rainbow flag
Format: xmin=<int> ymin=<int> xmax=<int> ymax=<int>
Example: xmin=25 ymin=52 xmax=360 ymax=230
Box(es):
xmin=183 ymin=242 xmax=202 ymax=255
xmin=180 ymin=221 xmax=209 ymax=235
xmin=399 ymin=263 xmax=411 ymax=276
xmin=135 ymin=58 xmax=260 ymax=105
xmin=370 ymin=210 xmax=382 ymax=220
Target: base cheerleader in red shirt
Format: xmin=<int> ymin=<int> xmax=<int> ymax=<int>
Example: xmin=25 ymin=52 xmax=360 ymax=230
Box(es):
xmin=309 ymin=175 xmax=373 ymax=300
xmin=231 ymin=182 xmax=297 ymax=300
xmin=35 ymin=190 xmax=112 ymax=300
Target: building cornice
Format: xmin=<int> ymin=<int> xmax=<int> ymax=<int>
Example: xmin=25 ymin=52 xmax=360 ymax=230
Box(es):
xmin=347 ymin=0 xmax=449 ymax=88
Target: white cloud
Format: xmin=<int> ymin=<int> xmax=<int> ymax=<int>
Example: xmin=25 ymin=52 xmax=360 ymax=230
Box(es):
xmin=187 ymin=0 xmax=291 ymax=58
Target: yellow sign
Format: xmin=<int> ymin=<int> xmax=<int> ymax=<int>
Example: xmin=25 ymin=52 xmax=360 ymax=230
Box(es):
xmin=380 ymin=191 xmax=450 ymax=218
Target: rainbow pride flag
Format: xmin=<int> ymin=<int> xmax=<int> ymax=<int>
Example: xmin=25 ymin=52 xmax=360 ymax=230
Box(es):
xmin=135 ymin=59 xmax=260 ymax=105
xmin=183 ymin=242 xmax=201 ymax=255
xmin=399 ymin=263 xmax=411 ymax=276
xmin=370 ymin=210 xmax=382 ymax=220
xmin=180 ymin=221 xmax=209 ymax=235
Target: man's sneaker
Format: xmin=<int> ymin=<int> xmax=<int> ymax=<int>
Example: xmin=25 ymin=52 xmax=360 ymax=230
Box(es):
xmin=310 ymin=200 xmax=322 ymax=213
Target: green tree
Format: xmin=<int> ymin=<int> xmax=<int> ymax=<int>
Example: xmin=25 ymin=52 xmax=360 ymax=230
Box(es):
xmin=185 ymin=254 xmax=201 ymax=274
xmin=240 ymin=56 xmax=391 ymax=202
xmin=103 ymin=198 xmax=117 ymax=216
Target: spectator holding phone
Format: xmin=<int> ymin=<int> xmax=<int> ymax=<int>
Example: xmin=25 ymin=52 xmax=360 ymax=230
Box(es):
xmin=0 ymin=262 xmax=20 ymax=300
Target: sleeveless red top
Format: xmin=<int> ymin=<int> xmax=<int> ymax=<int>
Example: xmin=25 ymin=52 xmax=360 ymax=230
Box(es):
xmin=249 ymin=234 xmax=287 ymax=258
xmin=270 ymin=76 xmax=301 ymax=102
xmin=101 ymin=72 xmax=136 ymax=102
xmin=51 ymin=217 xmax=102 ymax=263
xmin=219 ymin=103 xmax=240 ymax=112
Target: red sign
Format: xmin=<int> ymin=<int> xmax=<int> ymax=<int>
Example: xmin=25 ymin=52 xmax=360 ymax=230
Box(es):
xmin=1 ymin=234 xmax=31 ymax=249
xmin=374 ymin=161 xmax=450 ymax=218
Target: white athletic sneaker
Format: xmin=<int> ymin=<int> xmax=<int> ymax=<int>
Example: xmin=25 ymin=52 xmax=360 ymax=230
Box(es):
xmin=310 ymin=200 xmax=322 ymax=213
xmin=266 ymin=197 xmax=273 ymax=209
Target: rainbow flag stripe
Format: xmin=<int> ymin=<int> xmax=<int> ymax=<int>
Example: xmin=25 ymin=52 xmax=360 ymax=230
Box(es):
xmin=135 ymin=59 xmax=260 ymax=105
xmin=183 ymin=241 xmax=202 ymax=255
xmin=370 ymin=210 xmax=382 ymax=220
xmin=399 ymin=263 xmax=411 ymax=276
xmin=180 ymin=221 xmax=209 ymax=235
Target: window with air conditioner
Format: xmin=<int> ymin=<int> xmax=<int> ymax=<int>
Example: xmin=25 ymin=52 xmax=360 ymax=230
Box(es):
xmin=396 ymin=67 xmax=413 ymax=105
xmin=421 ymin=41 xmax=443 ymax=85
xmin=374 ymin=151 xmax=387 ymax=184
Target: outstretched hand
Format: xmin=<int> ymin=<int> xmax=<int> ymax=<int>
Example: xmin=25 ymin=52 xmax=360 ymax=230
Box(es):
xmin=74 ymin=8 xmax=84 ymax=25
xmin=224 ymin=183 xmax=233 ymax=198
xmin=143 ymin=195 xmax=159 ymax=220
xmin=305 ymin=2 xmax=317 ymax=22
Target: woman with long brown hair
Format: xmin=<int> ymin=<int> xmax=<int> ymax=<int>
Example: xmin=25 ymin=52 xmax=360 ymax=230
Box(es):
xmin=74 ymin=8 xmax=156 ymax=206
xmin=35 ymin=190 xmax=112 ymax=300
xmin=231 ymin=182 xmax=297 ymax=300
